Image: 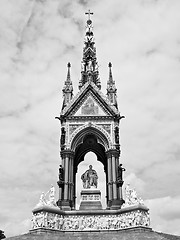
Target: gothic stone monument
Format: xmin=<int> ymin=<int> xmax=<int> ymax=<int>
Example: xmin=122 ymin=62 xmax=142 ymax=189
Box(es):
xmin=30 ymin=11 xmax=151 ymax=235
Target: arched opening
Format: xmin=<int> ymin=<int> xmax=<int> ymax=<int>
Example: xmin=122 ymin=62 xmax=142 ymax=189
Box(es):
xmin=76 ymin=151 xmax=106 ymax=209
xmin=72 ymin=132 xmax=108 ymax=208
xmin=58 ymin=126 xmax=123 ymax=211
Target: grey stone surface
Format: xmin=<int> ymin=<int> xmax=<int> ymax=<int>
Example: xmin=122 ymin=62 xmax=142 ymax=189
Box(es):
xmin=6 ymin=228 xmax=180 ymax=240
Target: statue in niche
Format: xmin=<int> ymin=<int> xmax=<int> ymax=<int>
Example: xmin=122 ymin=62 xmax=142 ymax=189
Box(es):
xmin=87 ymin=60 xmax=93 ymax=71
xmin=117 ymin=164 xmax=126 ymax=181
xmin=81 ymin=61 xmax=85 ymax=72
xmin=58 ymin=165 xmax=64 ymax=182
xmin=115 ymin=126 xmax=119 ymax=144
xmin=60 ymin=127 xmax=65 ymax=146
xmin=81 ymin=165 xmax=98 ymax=189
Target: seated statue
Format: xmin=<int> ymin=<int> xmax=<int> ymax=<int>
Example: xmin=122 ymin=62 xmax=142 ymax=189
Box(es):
xmin=81 ymin=165 xmax=98 ymax=189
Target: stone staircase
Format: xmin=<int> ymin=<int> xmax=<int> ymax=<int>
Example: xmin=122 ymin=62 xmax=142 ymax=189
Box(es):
xmin=6 ymin=228 xmax=180 ymax=240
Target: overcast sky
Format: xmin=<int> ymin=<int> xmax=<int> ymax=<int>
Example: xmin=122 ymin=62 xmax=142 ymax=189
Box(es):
xmin=0 ymin=0 xmax=180 ymax=238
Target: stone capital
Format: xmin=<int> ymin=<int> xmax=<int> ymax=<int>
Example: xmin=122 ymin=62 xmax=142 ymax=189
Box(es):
xmin=106 ymin=149 xmax=119 ymax=158
xmin=60 ymin=149 xmax=74 ymax=158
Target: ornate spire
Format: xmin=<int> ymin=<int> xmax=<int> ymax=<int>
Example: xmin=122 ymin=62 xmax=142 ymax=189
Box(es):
xmin=62 ymin=62 xmax=73 ymax=109
xmin=79 ymin=10 xmax=101 ymax=90
xmin=107 ymin=62 xmax=118 ymax=108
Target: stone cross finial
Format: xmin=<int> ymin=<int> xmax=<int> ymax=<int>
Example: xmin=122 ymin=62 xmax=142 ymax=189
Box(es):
xmin=85 ymin=10 xmax=93 ymax=21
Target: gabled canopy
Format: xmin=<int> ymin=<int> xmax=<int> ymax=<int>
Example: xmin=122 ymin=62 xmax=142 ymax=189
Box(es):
xmin=60 ymin=81 xmax=121 ymax=120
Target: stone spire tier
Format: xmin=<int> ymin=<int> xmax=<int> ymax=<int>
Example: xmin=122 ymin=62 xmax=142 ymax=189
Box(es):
xmin=62 ymin=62 xmax=73 ymax=109
xmin=79 ymin=11 xmax=101 ymax=90
xmin=107 ymin=62 xmax=118 ymax=108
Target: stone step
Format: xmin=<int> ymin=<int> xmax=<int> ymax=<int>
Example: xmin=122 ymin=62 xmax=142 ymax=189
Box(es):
xmin=7 ymin=228 xmax=179 ymax=240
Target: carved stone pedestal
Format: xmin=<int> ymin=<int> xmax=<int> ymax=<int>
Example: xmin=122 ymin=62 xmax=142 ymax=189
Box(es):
xmin=60 ymin=200 xmax=71 ymax=211
xmin=79 ymin=189 xmax=102 ymax=210
xmin=31 ymin=204 xmax=151 ymax=232
xmin=109 ymin=199 xmax=125 ymax=210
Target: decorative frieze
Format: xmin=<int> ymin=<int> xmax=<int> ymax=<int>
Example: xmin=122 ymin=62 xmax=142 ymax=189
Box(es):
xmin=31 ymin=209 xmax=150 ymax=231
xmin=97 ymin=124 xmax=111 ymax=134
xmin=82 ymin=194 xmax=100 ymax=201
xmin=69 ymin=122 xmax=112 ymax=150
xmin=69 ymin=124 xmax=83 ymax=136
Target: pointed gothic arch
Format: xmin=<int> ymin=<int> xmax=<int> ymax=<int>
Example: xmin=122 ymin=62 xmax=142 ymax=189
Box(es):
xmin=69 ymin=125 xmax=110 ymax=208
xmin=70 ymin=124 xmax=112 ymax=152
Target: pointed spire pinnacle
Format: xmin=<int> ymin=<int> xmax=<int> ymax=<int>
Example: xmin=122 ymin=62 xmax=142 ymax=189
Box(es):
xmin=108 ymin=62 xmax=113 ymax=83
xmin=78 ymin=11 xmax=101 ymax=90
xmin=107 ymin=62 xmax=118 ymax=108
xmin=62 ymin=62 xmax=73 ymax=109
xmin=66 ymin=62 xmax=71 ymax=83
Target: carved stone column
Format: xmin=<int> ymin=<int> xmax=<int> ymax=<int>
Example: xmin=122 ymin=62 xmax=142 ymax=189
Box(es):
xmin=112 ymin=154 xmax=118 ymax=200
xmin=115 ymin=156 xmax=120 ymax=199
xmin=68 ymin=154 xmax=74 ymax=208
xmin=64 ymin=154 xmax=69 ymax=200
xmin=60 ymin=150 xmax=74 ymax=210
xmin=106 ymin=149 xmax=124 ymax=210
xmin=106 ymin=151 xmax=112 ymax=208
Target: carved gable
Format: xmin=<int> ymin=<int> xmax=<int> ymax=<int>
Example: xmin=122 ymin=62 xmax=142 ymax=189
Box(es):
xmin=74 ymin=95 xmax=109 ymax=117
xmin=61 ymin=82 xmax=120 ymax=118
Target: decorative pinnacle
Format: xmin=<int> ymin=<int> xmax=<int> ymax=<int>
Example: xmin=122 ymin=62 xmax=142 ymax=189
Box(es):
xmin=66 ymin=62 xmax=71 ymax=83
xmin=108 ymin=62 xmax=113 ymax=82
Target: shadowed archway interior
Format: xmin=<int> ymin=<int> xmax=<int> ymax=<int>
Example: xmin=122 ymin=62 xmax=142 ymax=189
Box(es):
xmin=73 ymin=133 xmax=108 ymax=206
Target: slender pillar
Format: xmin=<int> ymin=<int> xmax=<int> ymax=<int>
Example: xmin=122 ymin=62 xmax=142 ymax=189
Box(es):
xmin=107 ymin=156 xmax=112 ymax=200
xmin=68 ymin=155 xmax=71 ymax=202
xmin=59 ymin=187 xmax=62 ymax=202
xmin=60 ymin=150 xmax=74 ymax=210
xmin=71 ymin=157 xmax=74 ymax=206
xmin=116 ymin=156 xmax=120 ymax=199
xmin=106 ymin=151 xmax=113 ymax=208
xmin=64 ymin=154 xmax=69 ymax=200
xmin=68 ymin=154 xmax=74 ymax=207
xmin=73 ymin=173 xmax=76 ymax=209
xmin=107 ymin=149 xmax=123 ymax=210
xmin=112 ymin=154 xmax=117 ymax=200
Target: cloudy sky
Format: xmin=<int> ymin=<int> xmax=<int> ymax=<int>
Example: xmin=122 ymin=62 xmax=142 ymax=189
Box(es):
xmin=0 ymin=0 xmax=180 ymax=237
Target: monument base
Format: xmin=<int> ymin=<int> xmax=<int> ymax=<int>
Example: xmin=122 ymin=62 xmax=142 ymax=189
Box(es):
xmin=31 ymin=204 xmax=150 ymax=232
xmin=108 ymin=199 xmax=125 ymax=210
xmin=79 ymin=189 xmax=102 ymax=210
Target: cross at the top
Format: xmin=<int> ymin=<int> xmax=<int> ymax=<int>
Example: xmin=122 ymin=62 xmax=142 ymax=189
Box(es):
xmin=85 ymin=10 xmax=93 ymax=20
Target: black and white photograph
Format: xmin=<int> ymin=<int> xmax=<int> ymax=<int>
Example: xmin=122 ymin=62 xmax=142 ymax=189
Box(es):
xmin=0 ymin=1 xmax=180 ymax=239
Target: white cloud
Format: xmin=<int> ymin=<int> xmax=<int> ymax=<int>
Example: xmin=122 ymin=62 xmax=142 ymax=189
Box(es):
xmin=146 ymin=196 xmax=180 ymax=235
xmin=124 ymin=173 xmax=145 ymax=196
